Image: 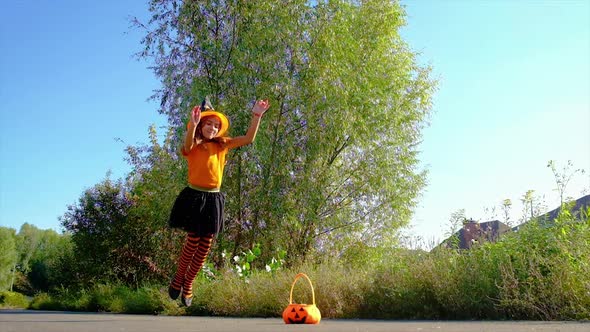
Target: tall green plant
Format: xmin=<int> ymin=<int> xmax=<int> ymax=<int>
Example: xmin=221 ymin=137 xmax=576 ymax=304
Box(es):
xmin=60 ymin=175 xmax=133 ymax=285
xmin=60 ymin=126 xmax=188 ymax=286
xmin=134 ymin=0 xmax=436 ymax=264
xmin=15 ymin=224 xmax=41 ymax=280
xmin=547 ymin=160 xmax=586 ymax=207
xmin=495 ymin=210 xmax=590 ymax=319
xmin=0 ymin=227 xmax=18 ymax=291
xmin=27 ymin=229 xmax=72 ymax=292
xmin=56 ymin=126 xmax=196 ymax=287
xmin=123 ymin=125 xmax=189 ymax=283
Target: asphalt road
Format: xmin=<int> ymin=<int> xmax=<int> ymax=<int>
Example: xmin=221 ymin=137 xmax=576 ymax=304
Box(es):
xmin=1 ymin=310 xmax=588 ymax=332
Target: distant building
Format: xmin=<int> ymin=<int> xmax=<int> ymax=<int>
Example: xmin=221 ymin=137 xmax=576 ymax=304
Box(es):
xmin=437 ymin=194 xmax=590 ymax=250
xmin=513 ymin=194 xmax=590 ymax=231
xmin=440 ymin=220 xmax=511 ymax=250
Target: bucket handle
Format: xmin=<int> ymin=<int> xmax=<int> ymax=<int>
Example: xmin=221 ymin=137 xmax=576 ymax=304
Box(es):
xmin=289 ymin=273 xmax=316 ymax=305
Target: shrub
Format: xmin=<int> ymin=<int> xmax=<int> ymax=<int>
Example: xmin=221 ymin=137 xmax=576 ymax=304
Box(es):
xmin=0 ymin=291 xmax=29 ymax=309
xmin=29 ymin=283 xmax=181 ymax=315
xmin=23 ymin=207 xmax=590 ymax=320
xmin=29 ymin=292 xmax=66 ymax=311
xmin=495 ymin=212 xmax=590 ymax=320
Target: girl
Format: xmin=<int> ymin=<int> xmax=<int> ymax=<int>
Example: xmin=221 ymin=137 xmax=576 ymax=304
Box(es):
xmin=168 ymin=98 xmax=270 ymax=306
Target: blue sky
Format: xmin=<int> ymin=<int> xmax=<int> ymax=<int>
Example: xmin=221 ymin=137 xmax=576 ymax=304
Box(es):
xmin=1 ymin=1 xmax=589 ymax=247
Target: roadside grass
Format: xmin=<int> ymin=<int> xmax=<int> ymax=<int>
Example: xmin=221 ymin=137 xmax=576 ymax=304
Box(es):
xmin=29 ymin=284 xmax=182 ymax=315
xmin=26 ymin=210 xmax=589 ymax=320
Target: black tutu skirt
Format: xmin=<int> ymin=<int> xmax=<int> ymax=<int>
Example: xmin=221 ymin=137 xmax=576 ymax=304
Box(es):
xmin=168 ymin=186 xmax=225 ymax=236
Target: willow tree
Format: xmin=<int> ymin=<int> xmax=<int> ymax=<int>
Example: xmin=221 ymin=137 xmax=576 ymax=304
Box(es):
xmin=0 ymin=227 xmax=18 ymax=291
xmin=135 ymin=0 xmax=436 ymax=263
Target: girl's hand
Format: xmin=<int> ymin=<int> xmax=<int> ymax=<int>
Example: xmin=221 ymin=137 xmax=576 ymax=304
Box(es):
xmin=191 ymin=105 xmax=201 ymax=126
xmin=252 ymin=99 xmax=270 ymax=117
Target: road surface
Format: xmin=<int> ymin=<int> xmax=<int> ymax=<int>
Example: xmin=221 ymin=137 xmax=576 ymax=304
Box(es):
xmin=1 ymin=310 xmax=588 ymax=332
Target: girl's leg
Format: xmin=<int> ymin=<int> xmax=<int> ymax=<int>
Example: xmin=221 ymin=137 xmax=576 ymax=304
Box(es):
xmin=181 ymin=234 xmax=214 ymax=305
xmin=168 ymin=232 xmax=200 ymax=300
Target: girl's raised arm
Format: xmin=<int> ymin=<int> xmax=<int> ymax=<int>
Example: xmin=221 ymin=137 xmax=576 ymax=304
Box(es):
xmin=182 ymin=106 xmax=201 ymax=154
xmin=226 ymin=99 xmax=270 ymax=150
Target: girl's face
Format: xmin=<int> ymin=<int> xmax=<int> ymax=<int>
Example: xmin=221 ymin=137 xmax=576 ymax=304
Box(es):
xmin=200 ymin=116 xmax=221 ymax=139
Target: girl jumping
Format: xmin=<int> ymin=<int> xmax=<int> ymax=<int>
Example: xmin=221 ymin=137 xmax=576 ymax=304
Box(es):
xmin=168 ymin=98 xmax=270 ymax=306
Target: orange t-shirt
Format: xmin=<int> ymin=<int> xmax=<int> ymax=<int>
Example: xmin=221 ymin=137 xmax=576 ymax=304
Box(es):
xmin=182 ymin=141 xmax=229 ymax=189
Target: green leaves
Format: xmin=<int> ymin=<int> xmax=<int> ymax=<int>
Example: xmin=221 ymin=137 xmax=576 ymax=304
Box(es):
xmin=137 ymin=0 xmax=436 ymax=263
xmin=0 ymin=228 xmax=18 ymax=291
xmin=230 ymin=243 xmax=284 ymax=281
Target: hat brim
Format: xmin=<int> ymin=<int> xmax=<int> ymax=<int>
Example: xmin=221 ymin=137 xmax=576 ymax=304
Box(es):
xmin=199 ymin=111 xmax=229 ymax=137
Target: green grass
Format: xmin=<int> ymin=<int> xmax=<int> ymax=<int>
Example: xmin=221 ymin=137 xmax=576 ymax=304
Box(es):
xmin=24 ymin=211 xmax=590 ymax=320
xmin=29 ymin=284 xmax=182 ymax=315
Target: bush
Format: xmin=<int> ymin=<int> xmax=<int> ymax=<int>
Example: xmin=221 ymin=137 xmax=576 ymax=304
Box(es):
xmin=188 ymin=268 xmax=293 ymax=317
xmin=358 ymin=250 xmax=446 ymax=319
xmin=355 ymin=210 xmax=589 ymax=320
xmin=0 ymin=291 xmax=29 ymax=309
xmin=23 ymin=208 xmax=590 ymax=320
xmin=29 ymin=283 xmax=181 ymax=315
xmin=29 ymin=292 xmax=66 ymax=311
xmin=494 ymin=214 xmax=590 ymax=320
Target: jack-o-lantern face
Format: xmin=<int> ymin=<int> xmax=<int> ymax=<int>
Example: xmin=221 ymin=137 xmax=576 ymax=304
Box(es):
xmin=282 ymin=304 xmax=321 ymax=324
xmin=287 ymin=306 xmax=308 ymax=324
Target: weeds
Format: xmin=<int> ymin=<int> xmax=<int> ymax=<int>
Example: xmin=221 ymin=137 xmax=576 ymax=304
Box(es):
xmin=26 ymin=209 xmax=589 ymax=320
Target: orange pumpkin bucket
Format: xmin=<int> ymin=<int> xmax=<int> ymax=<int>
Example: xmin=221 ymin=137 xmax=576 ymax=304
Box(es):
xmin=282 ymin=273 xmax=321 ymax=324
